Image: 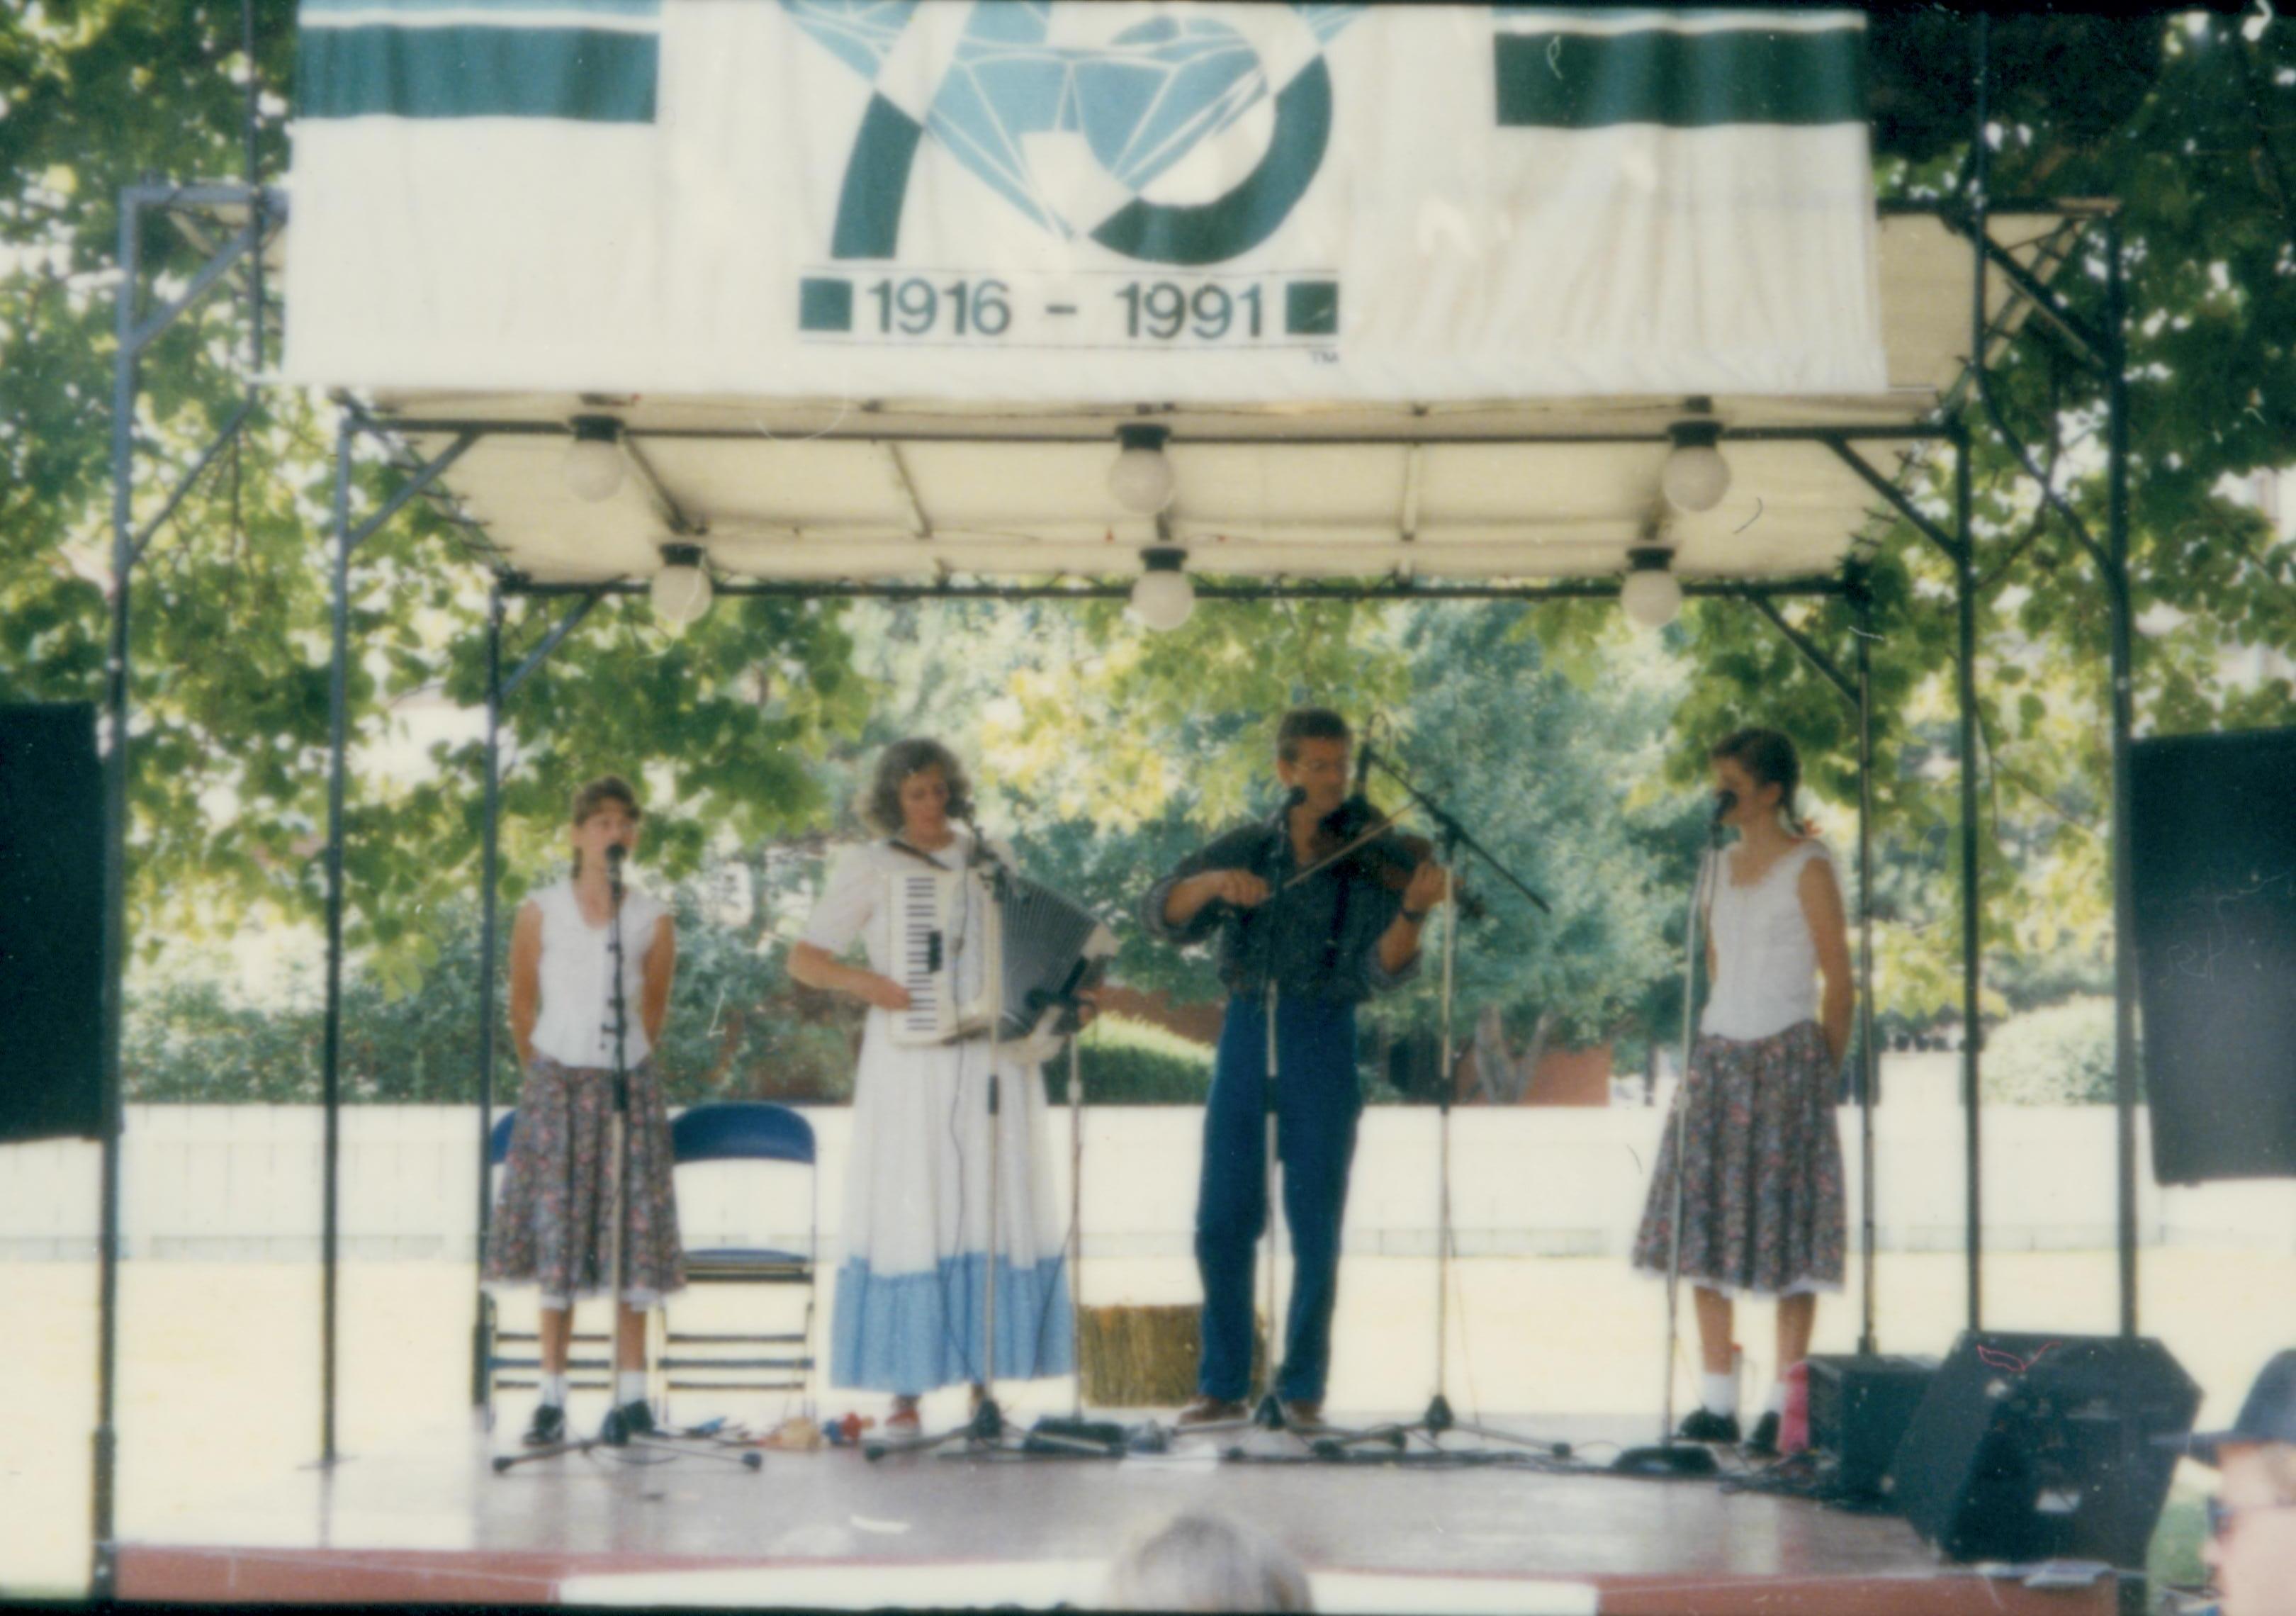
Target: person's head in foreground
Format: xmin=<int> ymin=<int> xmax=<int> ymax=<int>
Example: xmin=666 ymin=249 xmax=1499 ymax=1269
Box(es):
xmin=1103 ymin=1511 xmax=1315 ymax=1612
xmin=2189 ymin=1349 xmax=2296 ymax=1616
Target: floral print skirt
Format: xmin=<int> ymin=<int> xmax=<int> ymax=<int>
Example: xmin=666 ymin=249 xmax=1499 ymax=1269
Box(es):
xmin=483 ymin=1053 xmax=685 ymax=1308
xmin=1630 ymin=1020 xmax=1845 ymax=1298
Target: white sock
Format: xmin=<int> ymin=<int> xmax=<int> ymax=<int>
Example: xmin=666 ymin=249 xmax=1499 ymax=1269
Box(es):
xmin=1701 ymin=1372 xmax=1738 ymax=1418
xmin=617 ymin=1369 xmax=648 ymax=1405
xmin=1762 ymin=1380 xmax=1787 ymax=1417
xmin=539 ymin=1374 xmax=568 ymax=1408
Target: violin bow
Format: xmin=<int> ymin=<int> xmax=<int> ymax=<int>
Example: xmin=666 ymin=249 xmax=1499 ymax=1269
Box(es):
xmin=1283 ymin=807 xmax=1414 ymax=891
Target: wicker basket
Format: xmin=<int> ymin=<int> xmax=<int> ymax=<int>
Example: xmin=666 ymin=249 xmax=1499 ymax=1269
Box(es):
xmin=1077 ymin=1303 xmax=1266 ymax=1408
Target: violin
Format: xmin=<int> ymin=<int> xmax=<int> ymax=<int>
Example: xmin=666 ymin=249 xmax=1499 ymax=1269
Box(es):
xmin=1304 ymin=795 xmax=1487 ymax=922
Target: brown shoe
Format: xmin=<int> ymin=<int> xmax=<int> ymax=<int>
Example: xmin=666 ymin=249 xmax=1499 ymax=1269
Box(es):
xmin=1281 ymin=1399 xmax=1324 ymax=1428
xmin=1176 ymin=1396 xmax=1249 ymax=1427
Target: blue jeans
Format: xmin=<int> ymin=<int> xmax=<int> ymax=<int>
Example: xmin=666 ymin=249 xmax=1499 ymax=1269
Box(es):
xmin=1194 ymin=993 xmax=1361 ymax=1404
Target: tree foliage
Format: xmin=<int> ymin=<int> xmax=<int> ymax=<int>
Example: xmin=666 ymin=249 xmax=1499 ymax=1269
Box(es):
xmin=7 ymin=9 xmax=2296 ymax=1103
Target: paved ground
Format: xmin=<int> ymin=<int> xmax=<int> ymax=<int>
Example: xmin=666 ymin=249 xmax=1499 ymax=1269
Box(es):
xmin=12 ymin=1247 xmax=2292 ymax=1596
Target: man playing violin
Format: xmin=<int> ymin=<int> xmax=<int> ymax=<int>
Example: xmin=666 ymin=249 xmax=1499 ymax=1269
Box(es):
xmin=1142 ymin=707 xmax=1449 ymax=1428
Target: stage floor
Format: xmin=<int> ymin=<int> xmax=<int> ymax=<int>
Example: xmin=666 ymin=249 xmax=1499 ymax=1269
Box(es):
xmin=113 ymin=1408 xmax=2128 ymax=1614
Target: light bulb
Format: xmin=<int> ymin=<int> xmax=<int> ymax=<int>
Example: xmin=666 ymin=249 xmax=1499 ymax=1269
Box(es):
xmin=651 ymin=547 xmax=713 ymax=628
xmin=1660 ymin=419 xmax=1730 ymax=514
xmin=563 ymin=418 xmax=626 ymax=503
xmin=1109 ymin=443 xmax=1176 ymax=514
xmin=1621 ymin=565 xmax=1682 ymax=630
xmin=1661 ymin=444 xmax=1731 ymax=512
xmin=1130 ymin=566 xmax=1195 ymax=632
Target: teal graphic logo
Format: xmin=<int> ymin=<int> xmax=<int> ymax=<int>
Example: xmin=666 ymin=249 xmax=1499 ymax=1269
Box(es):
xmin=784 ymin=1 xmax=1357 ymax=267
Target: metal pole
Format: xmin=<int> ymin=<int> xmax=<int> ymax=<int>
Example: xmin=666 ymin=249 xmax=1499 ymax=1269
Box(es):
xmin=1433 ymin=864 xmax=1459 ymax=1420
xmin=1955 ymin=429 xmax=1983 ymax=1335
xmin=242 ymin=0 xmax=263 ymax=379
xmin=1855 ymin=593 xmax=1881 ymax=1357
xmin=320 ymin=416 xmax=354 ymax=1464
xmin=2105 ymin=210 xmax=2139 ymax=1341
xmin=1961 ymin=12 xmax=1991 ymax=1340
xmin=1067 ymin=1036 xmax=1084 ymax=1422
xmin=498 ymin=576 xmax=1852 ymax=606
xmin=1660 ymin=841 xmax=1715 ymax=1445
xmin=473 ymin=589 xmax=505 ymax=1415
xmin=91 ymin=189 xmax=146 ymax=1603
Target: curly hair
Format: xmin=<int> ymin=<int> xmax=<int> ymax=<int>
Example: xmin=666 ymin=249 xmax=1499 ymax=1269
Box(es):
xmin=863 ymin=738 xmax=976 ymax=836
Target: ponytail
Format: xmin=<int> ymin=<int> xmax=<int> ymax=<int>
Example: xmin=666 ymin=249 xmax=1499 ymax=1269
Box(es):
xmin=1710 ymin=727 xmax=1806 ymax=834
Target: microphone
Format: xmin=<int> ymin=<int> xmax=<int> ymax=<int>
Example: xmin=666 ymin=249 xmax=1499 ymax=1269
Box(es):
xmin=1711 ymin=790 xmax=1738 ymax=825
xmin=1354 ymin=740 xmax=1375 ymax=797
xmin=604 ymin=843 xmax=628 ymax=868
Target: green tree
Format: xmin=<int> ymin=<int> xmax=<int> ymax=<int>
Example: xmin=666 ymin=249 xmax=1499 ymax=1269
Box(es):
xmin=12 ymin=9 xmax=2296 ymax=1074
xmin=1368 ymin=604 xmax=1694 ymax=1048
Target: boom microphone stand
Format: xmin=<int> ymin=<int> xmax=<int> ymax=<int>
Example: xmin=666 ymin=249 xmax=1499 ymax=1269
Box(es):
xmin=1611 ymin=798 xmax=1731 ymax=1479
xmin=497 ymin=846 xmax=760 ymax=1475
xmin=1338 ymin=751 xmax=1559 ymax=1459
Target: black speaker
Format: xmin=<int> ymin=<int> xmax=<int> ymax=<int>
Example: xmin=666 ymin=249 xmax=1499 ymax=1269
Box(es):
xmin=1886 ymin=1332 xmax=2198 ymax=1567
xmin=0 ymin=702 xmax=106 ymax=1144
xmin=2130 ymin=727 xmax=2296 ymax=1184
xmin=1806 ymin=1352 xmax=1937 ymax=1500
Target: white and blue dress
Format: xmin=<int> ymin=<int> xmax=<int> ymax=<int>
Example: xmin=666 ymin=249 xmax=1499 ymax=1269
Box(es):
xmin=801 ymin=831 xmax=1075 ymax=1395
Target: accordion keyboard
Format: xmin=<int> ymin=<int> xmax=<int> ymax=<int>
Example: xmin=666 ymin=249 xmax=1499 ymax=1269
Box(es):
xmin=889 ymin=870 xmax=952 ymax=1044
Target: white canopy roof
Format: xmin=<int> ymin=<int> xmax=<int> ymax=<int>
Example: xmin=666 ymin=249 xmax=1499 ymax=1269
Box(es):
xmin=359 ymin=209 xmax=2073 ymax=588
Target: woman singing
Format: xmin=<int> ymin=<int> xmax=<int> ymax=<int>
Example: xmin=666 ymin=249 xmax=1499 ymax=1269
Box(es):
xmin=789 ymin=739 xmax=1075 ymax=1432
xmin=484 ymin=775 xmax=684 ymax=1447
xmin=1631 ymin=729 xmax=1852 ymax=1456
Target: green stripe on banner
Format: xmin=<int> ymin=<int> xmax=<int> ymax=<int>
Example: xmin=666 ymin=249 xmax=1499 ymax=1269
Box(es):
xmin=1495 ymin=28 xmax=1864 ymax=128
xmin=297 ymin=25 xmax=658 ymax=121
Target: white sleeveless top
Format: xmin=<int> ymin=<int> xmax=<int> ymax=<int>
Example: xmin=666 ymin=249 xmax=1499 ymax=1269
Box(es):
xmin=528 ymin=877 xmax=670 ymax=1069
xmin=1701 ymin=838 xmax=1832 ymax=1042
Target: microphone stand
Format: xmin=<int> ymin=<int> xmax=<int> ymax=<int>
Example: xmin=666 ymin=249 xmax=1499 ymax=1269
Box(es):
xmin=1335 ymin=752 xmax=1566 ymax=1463
xmin=1067 ymin=1031 xmax=1084 ymax=1424
xmin=1611 ymin=809 xmax=1728 ymax=1479
xmin=497 ymin=848 xmax=760 ymax=1475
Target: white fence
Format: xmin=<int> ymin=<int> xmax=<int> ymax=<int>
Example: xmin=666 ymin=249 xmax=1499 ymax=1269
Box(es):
xmin=7 ymin=1080 xmax=2293 ymax=1262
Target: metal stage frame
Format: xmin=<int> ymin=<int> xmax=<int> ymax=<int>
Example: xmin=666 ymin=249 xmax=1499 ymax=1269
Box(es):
xmin=86 ymin=40 xmax=2142 ymax=1605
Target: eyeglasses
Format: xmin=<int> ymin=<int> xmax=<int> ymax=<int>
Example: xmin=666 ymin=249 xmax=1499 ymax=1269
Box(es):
xmin=2205 ymin=1496 xmax=2296 ymax=1540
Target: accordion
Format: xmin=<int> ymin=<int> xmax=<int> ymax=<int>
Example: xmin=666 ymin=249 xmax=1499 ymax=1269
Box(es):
xmin=884 ymin=866 xmax=1117 ymax=1060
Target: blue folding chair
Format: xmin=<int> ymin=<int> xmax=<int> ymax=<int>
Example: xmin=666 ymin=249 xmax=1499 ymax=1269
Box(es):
xmin=479 ymin=1106 xmax=612 ymax=1422
xmin=660 ymin=1102 xmax=819 ymax=1415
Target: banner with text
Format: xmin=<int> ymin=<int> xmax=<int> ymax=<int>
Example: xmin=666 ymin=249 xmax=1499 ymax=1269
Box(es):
xmin=284 ymin=1 xmax=1886 ymax=400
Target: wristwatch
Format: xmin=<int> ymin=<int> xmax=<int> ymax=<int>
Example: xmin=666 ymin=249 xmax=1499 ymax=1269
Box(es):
xmin=1401 ymin=906 xmax=1430 ymax=925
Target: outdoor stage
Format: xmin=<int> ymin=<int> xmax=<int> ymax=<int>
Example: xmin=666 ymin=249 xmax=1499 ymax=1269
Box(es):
xmin=112 ymin=1408 xmax=2126 ymax=1614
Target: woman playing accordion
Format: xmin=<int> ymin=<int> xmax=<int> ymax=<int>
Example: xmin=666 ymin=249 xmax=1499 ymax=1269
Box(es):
xmin=789 ymin=739 xmax=1076 ymax=1432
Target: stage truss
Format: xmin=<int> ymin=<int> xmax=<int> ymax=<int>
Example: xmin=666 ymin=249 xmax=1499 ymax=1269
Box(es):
xmin=87 ymin=30 xmax=2145 ymax=1605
